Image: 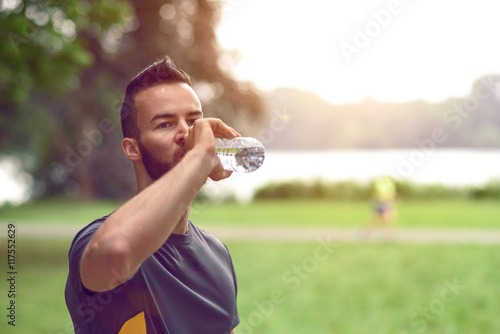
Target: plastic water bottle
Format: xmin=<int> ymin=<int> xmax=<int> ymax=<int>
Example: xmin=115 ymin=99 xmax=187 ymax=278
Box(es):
xmin=215 ymin=137 xmax=265 ymax=173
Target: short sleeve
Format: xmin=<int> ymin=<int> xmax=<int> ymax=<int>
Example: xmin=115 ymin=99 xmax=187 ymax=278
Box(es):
xmin=223 ymin=243 xmax=240 ymax=330
xmin=67 ymin=219 xmax=105 ymax=295
xmin=231 ymin=312 xmax=240 ymax=331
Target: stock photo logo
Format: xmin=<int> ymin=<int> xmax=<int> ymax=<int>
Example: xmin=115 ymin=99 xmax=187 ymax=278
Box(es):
xmin=256 ymin=106 xmax=294 ymax=145
xmin=50 ymin=119 xmax=116 ymax=185
xmin=390 ymin=75 xmax=500 ymax=179
xmin=221 ymin=0 xmax=243 ymax=12
xmin=400 ymin=278 xmax=467 ymax=334
xmin=339 ymin=0 xmax=409 ymax=64
xmin=237 ymin=236 xmax=338 ymax=334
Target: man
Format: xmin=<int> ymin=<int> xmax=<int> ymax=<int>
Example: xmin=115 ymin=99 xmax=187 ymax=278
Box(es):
xmin=65 ymin=57 xmax=241 ymax=334
xmin=369 ymin=175 xmax=397 ymax=228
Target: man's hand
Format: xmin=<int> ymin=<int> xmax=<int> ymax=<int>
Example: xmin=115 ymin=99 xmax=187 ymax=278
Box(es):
xmin=184 ymin=118 xmax=240 ymax=181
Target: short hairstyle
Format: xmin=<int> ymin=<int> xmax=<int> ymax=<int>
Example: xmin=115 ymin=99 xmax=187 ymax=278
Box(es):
xmin=120 ymin=57 xmax=192 ymax=139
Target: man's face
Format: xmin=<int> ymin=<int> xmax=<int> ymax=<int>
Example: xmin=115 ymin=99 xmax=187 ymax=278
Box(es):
xmin=134 ymin=83 xmax=203 ymax=180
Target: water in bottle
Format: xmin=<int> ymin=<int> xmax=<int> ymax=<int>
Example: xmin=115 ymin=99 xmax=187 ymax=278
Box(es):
xmin=215 ymin=137 xmax=265 ymax=173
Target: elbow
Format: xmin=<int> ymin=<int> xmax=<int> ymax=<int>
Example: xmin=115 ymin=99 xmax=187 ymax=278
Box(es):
xmin=100 ymin=236 xmax=136 ymax=280
xmin=82 ymin=236 xmax=136 ymax=291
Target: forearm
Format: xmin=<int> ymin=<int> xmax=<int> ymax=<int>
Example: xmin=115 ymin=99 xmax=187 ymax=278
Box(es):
xmin=81 ymin=147 xmax=212 ymax=291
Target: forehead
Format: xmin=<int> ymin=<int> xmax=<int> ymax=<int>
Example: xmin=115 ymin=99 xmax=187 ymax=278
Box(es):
xmin=135 ymin=83 xmax=202 ymax=124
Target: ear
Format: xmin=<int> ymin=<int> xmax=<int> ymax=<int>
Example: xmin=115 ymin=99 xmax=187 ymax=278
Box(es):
xmin=122 ymin=137 xmax=141 ymax=162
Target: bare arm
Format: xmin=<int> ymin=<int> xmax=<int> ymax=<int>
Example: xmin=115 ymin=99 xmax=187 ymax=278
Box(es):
xmin=80 ymin=119 xmax=238 ymax=292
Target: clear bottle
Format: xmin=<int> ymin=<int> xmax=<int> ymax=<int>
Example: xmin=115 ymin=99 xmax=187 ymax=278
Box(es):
xmin=215 ymin=137 xmax=265 ymax=173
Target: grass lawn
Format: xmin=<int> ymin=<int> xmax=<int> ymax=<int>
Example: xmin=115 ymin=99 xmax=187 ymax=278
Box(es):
xmin=1 ymin=197 xmax=499 ymax=332
xmin=1 ymin=197 xmax=500 ymax=229
xmin=0 ymin=198 xmax=121 ymax=224
xmin=0 ymin=239 xmax=71 ymax=333
xmin=230 ymin=241 xmax=500 ymax=334
xmin=192 ymin=198 xmax=500 ymax=229
xmin=1 ymin=239 xmax=499 ymax=334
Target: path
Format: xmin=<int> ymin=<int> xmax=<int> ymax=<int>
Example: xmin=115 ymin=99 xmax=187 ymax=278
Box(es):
xmin=2 ymin=222 xmax=500 ymax=244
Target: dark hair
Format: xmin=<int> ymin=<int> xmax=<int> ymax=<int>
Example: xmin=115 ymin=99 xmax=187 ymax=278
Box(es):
xmin=120 ymin=57 xmax=192 ymax=138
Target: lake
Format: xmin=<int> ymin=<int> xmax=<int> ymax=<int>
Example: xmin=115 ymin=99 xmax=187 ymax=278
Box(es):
xmin=204 ymin=149 xmax=500 ymax=201
xmin=1 ymin=149 xmax=499 ymax=205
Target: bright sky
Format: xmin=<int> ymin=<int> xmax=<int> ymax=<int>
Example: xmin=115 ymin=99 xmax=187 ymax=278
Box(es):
xmin=216 ymin=0 xmax=500 ymax=104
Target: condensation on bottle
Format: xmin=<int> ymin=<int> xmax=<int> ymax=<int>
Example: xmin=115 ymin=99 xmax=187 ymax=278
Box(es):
xmin=215 ymin=137 xmax=265 ymax=173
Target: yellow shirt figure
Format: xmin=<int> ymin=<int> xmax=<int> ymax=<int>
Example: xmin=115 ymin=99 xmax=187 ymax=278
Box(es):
xmin=371 ymin=175 xmax=397 ymax=227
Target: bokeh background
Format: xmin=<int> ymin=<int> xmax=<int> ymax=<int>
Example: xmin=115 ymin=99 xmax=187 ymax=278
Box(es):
xmin=1 ymin=0 xmax=500 ymax=333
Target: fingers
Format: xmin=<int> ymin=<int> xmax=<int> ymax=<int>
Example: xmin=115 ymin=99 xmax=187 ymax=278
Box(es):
xmin=184 ymin=118 xmax=240 ymax=180
xmin=201 ymin=118 xmax=240 ymax=138
xmin=186 ymin=118 xmax=239 ymax=137
xmin=184 ymin=118 xmax=240 ymax=147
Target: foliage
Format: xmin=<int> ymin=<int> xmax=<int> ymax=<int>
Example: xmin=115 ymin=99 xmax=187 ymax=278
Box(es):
xmin=253 ymin=178 xmax=372 ymax=200
xmin=0 ymin=0 xmax=92 ymax=104
xmin=1 ymin=0 xmax=135 ymax=199
xmin=254 ymin=178 xmax=498 ymax=201
xmin=468 ymin=179 xmax=500 ymax=200
xmin=392 ymin=180 xmax=468 ymax=200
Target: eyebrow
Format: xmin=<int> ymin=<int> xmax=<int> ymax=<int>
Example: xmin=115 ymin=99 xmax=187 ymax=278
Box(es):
xmin=149 ymin=110 xmax=202 ymax=124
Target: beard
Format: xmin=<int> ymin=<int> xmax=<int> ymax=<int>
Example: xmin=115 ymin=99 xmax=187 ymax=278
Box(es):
xmin=137 ymin=139 xmax=186 ymax=181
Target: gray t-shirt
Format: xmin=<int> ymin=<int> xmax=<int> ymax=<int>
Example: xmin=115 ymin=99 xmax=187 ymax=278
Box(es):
xmin=65 ymin=216 xmax=239 ymax=334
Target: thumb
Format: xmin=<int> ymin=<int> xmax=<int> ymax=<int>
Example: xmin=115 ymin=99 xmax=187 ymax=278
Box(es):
xmin=209 ymin=169 xmax=233 ymax=182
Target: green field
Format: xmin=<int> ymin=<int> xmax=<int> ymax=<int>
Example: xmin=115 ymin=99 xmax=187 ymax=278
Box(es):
xmin=1 ymin=198 xmax=500 ymax=333
xmin=0 ymin=239 xmax=499 ymax=333
xmin=1 ymin=197 xmax=500 ymax=229
xmin=191 ymin=198 xmax=500 ymax=229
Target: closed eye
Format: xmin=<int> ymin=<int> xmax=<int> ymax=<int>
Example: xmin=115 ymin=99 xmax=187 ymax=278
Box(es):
xmin=186 ymin=119 xmax=198 ymax=126
xmin=156 ymin=122 xmax=173 ymax=129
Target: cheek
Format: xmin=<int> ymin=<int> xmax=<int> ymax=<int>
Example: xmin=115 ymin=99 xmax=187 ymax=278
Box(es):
xmin=142 ymin=133 xmax=175 ymax=155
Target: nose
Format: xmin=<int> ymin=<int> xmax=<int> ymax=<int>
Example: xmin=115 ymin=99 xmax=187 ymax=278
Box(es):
xmin=175 ymin=119 xmax=190 ymax=144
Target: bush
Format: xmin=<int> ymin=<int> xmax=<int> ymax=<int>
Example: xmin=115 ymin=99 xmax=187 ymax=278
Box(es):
xmin=253 ymin=179 xmax=313 ymax=200
xmin=469 ymin=179 xmax=500 ymax=200
xmin=394 ymin=180 xmax=467 ymax=200
xmin=254 ymin=178 xmax=371 ymax=201
xmin=253 ymin=178 xmax=499 ymax=201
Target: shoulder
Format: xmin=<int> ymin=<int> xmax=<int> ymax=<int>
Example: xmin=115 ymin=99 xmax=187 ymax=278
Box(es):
xmin=191 ymin=222 xmax=226 ymax=246
xmin=67 ymin=215 xmax=110 ymax=264
xmin=189 ymin=222 xmax=232 ymax=257
xmin=71 ymin=216 xmax=108 ymax=246
xmin=66 ymin=215 xmax=111 ymax=296
xmin=188 ymin=223 xmax=237 ymax=278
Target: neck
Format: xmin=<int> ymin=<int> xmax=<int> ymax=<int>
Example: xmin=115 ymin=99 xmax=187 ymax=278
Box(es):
xmin=135 ymin=168 xmax=154 ymax=193
xmin=134 ymin=167 xmax=191 ymax=236
xmin=172 ymin=211 xmax=190 ymax=235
